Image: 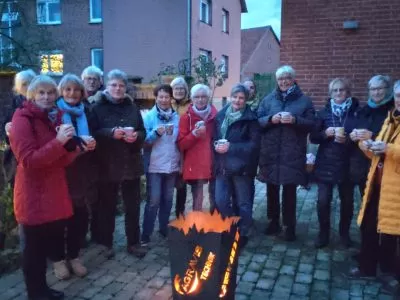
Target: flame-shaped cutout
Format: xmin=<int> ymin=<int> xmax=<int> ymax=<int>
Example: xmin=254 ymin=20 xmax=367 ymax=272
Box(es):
xmin=169 ymin=211 xmax=240 ymax=235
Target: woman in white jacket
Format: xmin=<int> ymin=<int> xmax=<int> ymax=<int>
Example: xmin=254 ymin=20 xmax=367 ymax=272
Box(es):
xmin=141 ymin=84 xmax=180 ymax=246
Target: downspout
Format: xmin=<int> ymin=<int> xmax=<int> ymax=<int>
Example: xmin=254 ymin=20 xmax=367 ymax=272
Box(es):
xmin=187 ymin=0 xmax=192 ymax=76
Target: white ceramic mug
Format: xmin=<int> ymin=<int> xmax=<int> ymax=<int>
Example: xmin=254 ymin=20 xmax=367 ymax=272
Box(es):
xmin=124 ymin=127 xmax=134 ymax=137
xmin=214 ymin=139 xmax=228 ymax=147
xmin=56 ymin=124 xmax=73 ymax=132
xmin=165 ymin=124 xmax=174 ymax=135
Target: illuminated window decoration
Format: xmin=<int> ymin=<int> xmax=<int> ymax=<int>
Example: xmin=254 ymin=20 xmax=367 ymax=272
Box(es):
xmin=40 ymin=51 xmax=63 ymax=75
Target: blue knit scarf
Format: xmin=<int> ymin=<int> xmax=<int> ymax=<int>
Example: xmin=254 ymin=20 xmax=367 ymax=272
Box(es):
xmin=367 ymin=95 xmax=393 ymax=108
xmin=57 ymin=98 xmax=89 ymax=136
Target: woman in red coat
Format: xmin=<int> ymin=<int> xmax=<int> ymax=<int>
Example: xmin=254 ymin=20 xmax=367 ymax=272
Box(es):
xmin=10 ymin=75 xmax=77 ymax=300
xmin=178 ymin=84 xmax=218 ymax=211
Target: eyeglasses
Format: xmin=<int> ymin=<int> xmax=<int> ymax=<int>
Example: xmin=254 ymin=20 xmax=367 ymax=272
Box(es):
xmin=109 ymin=83 xmax=126 ymax=89
xmin=369 ymin=87 xmax=387 ymax=92
xmin=193 ymin=95 xmax=208 ymax=100
xmin=173 ymin=87 xmax=186 ymax=91
xmin=332 ymin=88 xmax=346 ymax=93
xmin=84 ymin=77 xmax=100 ymax=82
xmin=277 ymin=77 xmax=293 ymax=82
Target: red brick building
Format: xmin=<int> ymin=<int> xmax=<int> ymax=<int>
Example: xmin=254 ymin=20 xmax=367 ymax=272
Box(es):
xmin=2 ymin=0 xmax=247 ymax=99
xmin=280 ymin=0 xmax=400 ymax=107
xmin=240 ymin=26 xmax=280 ymax=79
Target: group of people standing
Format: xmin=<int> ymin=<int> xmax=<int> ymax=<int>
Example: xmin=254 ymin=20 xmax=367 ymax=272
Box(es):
xmin=2 ymin=63 xmax=400 ymax=299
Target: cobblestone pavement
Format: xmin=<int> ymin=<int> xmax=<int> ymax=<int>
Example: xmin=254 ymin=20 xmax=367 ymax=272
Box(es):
xmin=0 ymin=182 xmax=399 ymax=300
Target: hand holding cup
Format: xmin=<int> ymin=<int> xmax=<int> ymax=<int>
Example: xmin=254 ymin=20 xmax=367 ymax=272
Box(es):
xmin=5 ymin=122 xmax=12 ymax=137
xmin=325 ymin=127 xmax=336 ymax=137
xmin=81 ymin=135 xmax=96 ymax=151
xmin=156 ymin=125 xmax=166 ymax=136
xmin=113 ymin=127 xmax=125 ymax=140
xmin=271 ymin=113 xmax=281 ymax=124
xmin=56 ymin=124 xmax=75 ymax=145
xmin=356 ymin=129 xmax=372 ymax=141
xmin=280 ymin=112 xmax=294 ymax=124
xmin=370 ymin=141 xmax=386 ymax=155
xmin=214 ymin=139 xmax=229 ymax=153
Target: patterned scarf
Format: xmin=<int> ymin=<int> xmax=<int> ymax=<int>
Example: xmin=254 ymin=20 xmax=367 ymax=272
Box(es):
xmin=220 ymin=104 xmax=244 ymax=139
xmin=280 ymin=85 xmax=297 ymax=100
xmin=57 ymin=98 xmax=89 ymax=136
xmin=47 ymin=107 xmax=59 ymax=125
xmin=330 ymin=98 xmax=352 ymax=119
xmin=156 ymin=104 xmax=174 ymax=122
xmin=246 ymin=96 xmax=260 ymax=112
xmin=192 ymin=104 xmax=211 ymax=120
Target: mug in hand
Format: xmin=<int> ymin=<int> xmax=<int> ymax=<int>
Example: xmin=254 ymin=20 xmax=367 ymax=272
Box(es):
xmin=335 ymin=127 xmax=345 ymax=137
xmin=214 ymin=139 xmax=228 ymax=147
xmin=280 ymin=112 xmax=291 ymax=118
xmin=124 ymin=127 xmax=134 ymax=137
xmin=56 ymin=124 xmax=73 ymax=132
xmin=165 ymin=124 xmax=174 ymax=135
xmin=195 ymin=120 xmax=205 ymax=129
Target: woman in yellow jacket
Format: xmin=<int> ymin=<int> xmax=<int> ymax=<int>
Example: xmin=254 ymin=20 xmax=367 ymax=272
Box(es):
xmin=350 ymin=80 xmax=400 ymax=278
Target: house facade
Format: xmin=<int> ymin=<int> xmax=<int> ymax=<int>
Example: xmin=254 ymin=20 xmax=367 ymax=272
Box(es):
xmin=280 ymin=0 xmax=400 ymax=107
xmin=4 ymin=0 xmax=246 ymax=99
xmin=240 ymin=26 xmax=280 ymax=80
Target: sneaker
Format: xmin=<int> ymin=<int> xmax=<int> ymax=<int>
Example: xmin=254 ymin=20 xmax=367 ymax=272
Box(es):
xmin=127 ymin=245 xmax=148 ymax=258
xmin=53 ymin=260 xmax=70 ymax=280
xmin=69 ymin=258 xmax=88 ymax=277
xmin=46 ymin=287 xmax=64 ymax=299
xmin=264 ymin=221 xmax=281 ymax=236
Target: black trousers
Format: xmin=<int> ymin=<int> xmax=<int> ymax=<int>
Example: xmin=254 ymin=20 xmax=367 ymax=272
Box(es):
xmin=267 ymin=184 xmax=297 ymax=229
xmin=67 ymin=204 xmax=89 ymax=259
xmin=88 ymin=183 xmax=101 ymax=243
xmin=22 ymin=219 xmax=66 ymax=297
xmin=359 ymin=184 xmax=399 ymax=275
xmin=317 ymin=182 xmax=354 ymax=237
xmin=175 ymin=175 xmax=187 ymax=217
xmin=98 ymin=179 xmax=141 ymax=247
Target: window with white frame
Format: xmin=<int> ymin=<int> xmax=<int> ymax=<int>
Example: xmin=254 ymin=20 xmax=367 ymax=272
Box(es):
xmin=40 ymin=51 xmax=63 ymax=75
xmin=221 ymin=55 xmax=229 ymax=77
xmin=91 ymin=48 xmax=103 ymax=70
xmin=199 ymin=49 xmax=212 ymax=63
xmin=222 ymin=9 xmax=229 ymax=33
xmin=0 ymin=0 xmax=18 ymax=65
xmin=200 ymin=0 xmax=211 ymax=25
xmin=37 ymin=0 xmax=61 ymax=25
xmin=89 ymin=0 xmax=102 ymax=23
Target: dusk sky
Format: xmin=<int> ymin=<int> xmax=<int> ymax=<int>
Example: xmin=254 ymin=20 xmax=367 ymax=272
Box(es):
xmin=241 ymin=0 xmax=282 ymax=39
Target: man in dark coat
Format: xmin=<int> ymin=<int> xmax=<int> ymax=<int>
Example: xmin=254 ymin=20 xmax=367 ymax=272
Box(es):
xmin=258 ymin=65 xmax=315 ymax=241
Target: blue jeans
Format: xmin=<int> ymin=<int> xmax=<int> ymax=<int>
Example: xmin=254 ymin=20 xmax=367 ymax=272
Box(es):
xmin=142 ymin=172 xmax=177 ymax=241
xmin=215 ymin=175 xmax=253 ymax=237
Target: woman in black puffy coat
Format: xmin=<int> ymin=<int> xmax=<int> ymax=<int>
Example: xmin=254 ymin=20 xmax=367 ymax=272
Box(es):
xmin=311 ymin=78 xmax=359 ymax=248
xmin=258 ymin=65 xmax=315 ymax=241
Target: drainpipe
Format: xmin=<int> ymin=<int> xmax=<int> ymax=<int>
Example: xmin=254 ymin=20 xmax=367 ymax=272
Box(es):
xmin=187 ymin=0 xmax=192 ymax=76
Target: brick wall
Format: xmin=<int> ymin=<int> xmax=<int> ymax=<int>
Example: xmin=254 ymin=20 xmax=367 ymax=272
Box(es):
xmin=280 ymin=0 xmax=400 ymax=108
xmin=22 ymin=0 xmax=102 ymax=77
